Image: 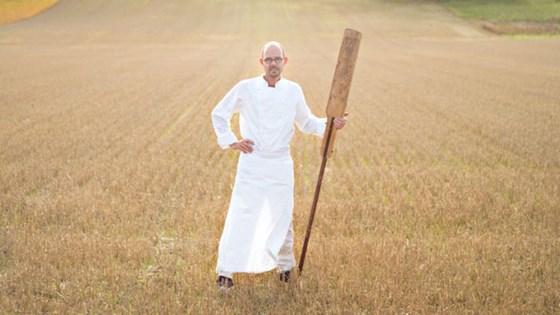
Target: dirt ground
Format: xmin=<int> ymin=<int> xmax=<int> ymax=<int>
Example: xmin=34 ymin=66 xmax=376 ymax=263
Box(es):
xmin=1 ymin=0 xmax=559 ymax=313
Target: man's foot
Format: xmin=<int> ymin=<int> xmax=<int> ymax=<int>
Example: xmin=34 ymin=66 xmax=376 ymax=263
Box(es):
xmin=216 ymin=275 xmax=234 ymax=292
xmin=279 ymin=269 xmax=292 ymax=283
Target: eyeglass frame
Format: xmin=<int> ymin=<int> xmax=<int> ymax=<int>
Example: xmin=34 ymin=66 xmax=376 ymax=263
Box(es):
xmin=262 ymin=56 xmax=285 ymax=65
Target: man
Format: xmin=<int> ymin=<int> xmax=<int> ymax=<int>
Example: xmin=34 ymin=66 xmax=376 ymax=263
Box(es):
xmin=211 ymin=41 xmax=347 ymax=290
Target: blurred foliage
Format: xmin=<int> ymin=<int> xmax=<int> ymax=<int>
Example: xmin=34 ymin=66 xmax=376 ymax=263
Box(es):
xmin=442 ymin=0 xmax=560 ymax=21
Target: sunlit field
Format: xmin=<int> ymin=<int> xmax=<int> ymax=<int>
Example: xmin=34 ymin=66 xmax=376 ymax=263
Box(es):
xmin=1 ymin=0 xmax=559 ymax=313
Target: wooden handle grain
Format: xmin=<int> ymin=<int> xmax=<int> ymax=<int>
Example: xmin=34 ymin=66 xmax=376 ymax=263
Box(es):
xmin=321 ymin=29 xmax=362 ymax=158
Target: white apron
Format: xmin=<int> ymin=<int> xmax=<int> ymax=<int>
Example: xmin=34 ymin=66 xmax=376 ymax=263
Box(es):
xmin=216 ymin=151 xmax=294 ymax=273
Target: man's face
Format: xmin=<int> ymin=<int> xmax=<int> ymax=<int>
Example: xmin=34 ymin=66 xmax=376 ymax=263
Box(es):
xmin=260 ymin=45 xmax=287 ymax=79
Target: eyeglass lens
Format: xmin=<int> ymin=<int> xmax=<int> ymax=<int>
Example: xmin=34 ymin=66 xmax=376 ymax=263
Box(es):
xmin=264 ymin=57 xmax=283 ymax=64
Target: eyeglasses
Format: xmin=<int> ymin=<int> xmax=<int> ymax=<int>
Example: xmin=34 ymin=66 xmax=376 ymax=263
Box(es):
xmin=263 ymin=57 xmax=284 ymax=65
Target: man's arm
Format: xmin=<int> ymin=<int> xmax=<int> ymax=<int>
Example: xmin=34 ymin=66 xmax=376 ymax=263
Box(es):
xmin=211 ymin=83 xmax=255 ymax=153
xmin=294 ymin=86 xmax=348 ymax=136
xmin=211 ymin=84 xmax=242 ymax=149
xmin=294 ymin=86 xmax=327 ymax=137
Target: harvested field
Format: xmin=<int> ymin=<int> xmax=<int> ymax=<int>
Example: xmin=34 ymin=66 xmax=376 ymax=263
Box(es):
xmin=1 ymin=0 xmax=559 ymax=313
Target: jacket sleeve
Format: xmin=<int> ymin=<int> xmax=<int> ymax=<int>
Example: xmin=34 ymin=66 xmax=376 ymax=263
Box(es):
xmin=211 ymin=83 xmax=242 ymax=149
xmin=294 ymin=85 xmax=327 ymax=137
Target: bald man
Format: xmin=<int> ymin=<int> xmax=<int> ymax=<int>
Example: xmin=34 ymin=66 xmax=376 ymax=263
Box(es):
xmin=211 ymin=41 xmax=347 ymax=290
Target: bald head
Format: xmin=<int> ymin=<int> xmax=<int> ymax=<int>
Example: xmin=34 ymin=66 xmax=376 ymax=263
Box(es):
xmin=261 ymin=41 xmax=285 ymax=58
xmin=260 ymin=41 xmax=288 ymax=85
